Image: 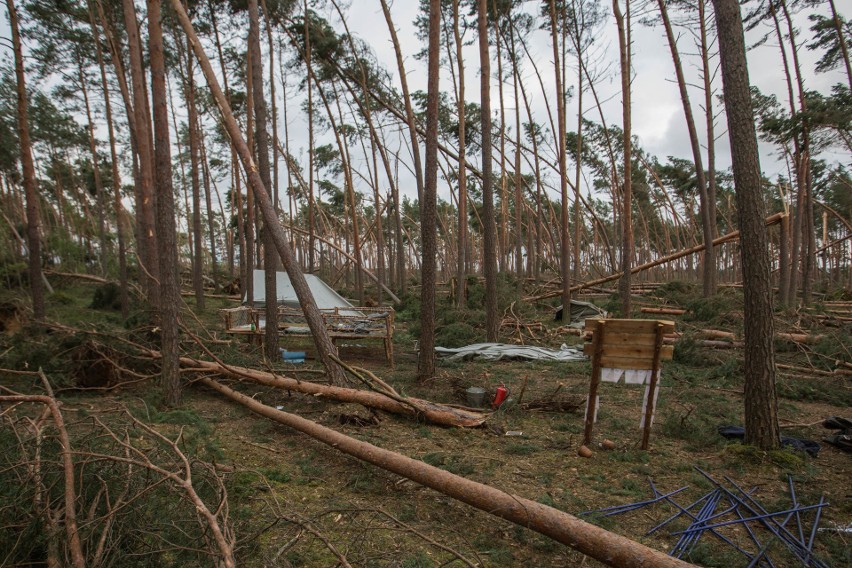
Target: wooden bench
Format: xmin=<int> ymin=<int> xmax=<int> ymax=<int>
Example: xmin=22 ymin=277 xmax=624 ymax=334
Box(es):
xmin=582 ymin=318 xmax=676 ymax=450
xmin=221 ymin=305 xmax=395 ymax=367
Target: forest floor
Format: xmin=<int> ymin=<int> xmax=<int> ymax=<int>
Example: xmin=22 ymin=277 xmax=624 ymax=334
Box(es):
xmin=1 ymin=277 xmax=850 ymax=567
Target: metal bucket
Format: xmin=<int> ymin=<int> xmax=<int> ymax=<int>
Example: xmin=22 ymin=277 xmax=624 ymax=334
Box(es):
xmin=465 ymin=387 xmax=487 ymax=408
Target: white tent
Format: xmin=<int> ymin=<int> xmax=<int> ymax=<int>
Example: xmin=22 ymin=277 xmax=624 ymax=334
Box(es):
xmin=245 ymin=270 xmax=359 ymax=315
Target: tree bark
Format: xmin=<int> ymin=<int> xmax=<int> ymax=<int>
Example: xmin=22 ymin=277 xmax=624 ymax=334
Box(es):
xmin=479 ymin=0 xmax=499 ymax=342
xmin=418 ymin=0 xmax=440 ymax=380
xmin=147 ymin=0 xmax=182 ymax=406
xmin=613 ymin=0 xmax=633 ymax=316
xmin=186 ymin=52 xmax=205 ymax=311
xmin=122 ymin=0 xmax=159 ymax=301
xmin=712 ymin=0 xmax=780 ymax=450
xmin=549 ymin=0 xmax=572 ymax=321
xmin=453 ymin=0 xmax=467 ymax=308
xmin=247 ymin=0 xmax=279 ymax=360
xmin=88 ymin=0 xmax=129 ymax=317
xmin=170 ymin=0 xmax=348 ymax=385
xmin=8 ymin=0 xmax=45 ymax=320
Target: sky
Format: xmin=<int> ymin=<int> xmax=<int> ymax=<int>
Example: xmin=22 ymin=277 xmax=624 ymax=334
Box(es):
xmin=1 ymin=0 xmax=849 ymax=212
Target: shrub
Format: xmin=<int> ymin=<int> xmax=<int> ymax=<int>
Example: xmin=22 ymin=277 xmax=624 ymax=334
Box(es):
xmin=91 ymin=282 xmax=122 ymax=310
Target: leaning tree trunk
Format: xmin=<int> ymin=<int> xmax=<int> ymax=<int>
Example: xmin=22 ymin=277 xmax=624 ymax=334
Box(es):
xmin=148 ymin=0 xmax=182 ymax=406
xmin=712 ymin=0 xmax=780 ymax=450
xmin=8 ymin=0 xmax=45 ymax=320
xmin=170 ymin=0 xmax=348 ymax=385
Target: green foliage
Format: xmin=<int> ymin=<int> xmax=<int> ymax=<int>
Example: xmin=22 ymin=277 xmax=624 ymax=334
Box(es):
xmin=435 ymin=321 xmax=480 ymax=348
xmin=90 ymin=282 xmax=122 ymax=310
xmin=49 ymin=290 xmax=74 ymax=305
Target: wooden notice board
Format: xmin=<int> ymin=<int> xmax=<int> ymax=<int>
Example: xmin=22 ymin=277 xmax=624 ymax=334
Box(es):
xmin=582 ymin=319 xmax=675 ymax=450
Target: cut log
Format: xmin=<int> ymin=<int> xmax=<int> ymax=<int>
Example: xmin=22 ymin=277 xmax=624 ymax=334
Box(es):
xmin=174 ymin=355 xmax=486 ymax=428
xmin=775 ymin=332 xmax=824 ymax=345
xmin=640 ymin=307 xmax=686 ymax=315
xmin=699 ymin=329 xmax=736 ymax=341
xmin=198 ymin=376 xmax=692 ymax=568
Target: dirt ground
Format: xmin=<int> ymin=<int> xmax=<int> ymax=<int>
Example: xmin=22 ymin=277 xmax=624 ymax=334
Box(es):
xmin=3 ymin=282 xmax=850 ymax=567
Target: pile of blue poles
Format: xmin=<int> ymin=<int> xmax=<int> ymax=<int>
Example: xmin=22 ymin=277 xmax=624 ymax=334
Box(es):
xmin=580 ymin=468 xmax=829 ymax=567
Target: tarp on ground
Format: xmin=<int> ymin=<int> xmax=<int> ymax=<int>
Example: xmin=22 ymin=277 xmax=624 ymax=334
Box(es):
xmin=245 ymin=269 xmax=360 ymax=315
xmin=435 ymin=343 xmax=586 ymax=362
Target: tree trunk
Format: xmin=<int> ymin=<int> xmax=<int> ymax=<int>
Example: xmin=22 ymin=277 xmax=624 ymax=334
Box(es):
xmin=305 ymin=0 xmax=316 ymax=273
xmin=453 ymin=0 xmax=467 ymax=308
xmin=8 ymin=0 xmax=45 ymax=320
xmin=712 ymin=0 xmax=780 ymax=450
xmin=658 ymin=0 xmax=716 ymax=297
xmin=200 ymin=376 xmax=692 ymax=568
xmin=418 ymin=0 xmax=440 ymax=380
xmin=613 ymin=0 xmax=633 ymax=316
xmin=186 ymin=52 xmax=205 ymax=311
xmin=171 ymin=0 xmax=348 ymax=385
xmin=122 ymin=0 xmax=159 ymax=301
xmin=379 ymin=0 xmax=425 ymax=210
xmin=88 ymin=0 xmax=128 ymax=318
xmin=479 ymin=0 xmax=499 ymax=342
xmin=147 ymin=0 xmax=182 ymax=406
xmin=77 ymin=57 xmax=108 ymax=276
xmin=549 ymin=0 xmax=571 ymax=320
xmin=699 ymin=0 xmax=718 ymax=282
xmin=248 ymin=0 xmax=279 ymax=360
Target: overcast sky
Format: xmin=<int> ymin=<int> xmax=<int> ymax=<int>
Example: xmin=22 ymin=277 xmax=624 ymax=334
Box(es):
xmin=1 ymin=0 xmax=848 ymax=210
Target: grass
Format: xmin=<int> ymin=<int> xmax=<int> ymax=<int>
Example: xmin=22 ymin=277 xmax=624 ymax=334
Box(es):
xmin=2 ymin=278 xmax=850 ymax=568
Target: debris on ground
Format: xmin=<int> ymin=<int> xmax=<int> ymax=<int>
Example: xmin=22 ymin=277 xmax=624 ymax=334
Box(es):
xmin=581 ymin=471 xmax=830 ymax=567
xmin=435 ymin=342 xmax=585 ymax=362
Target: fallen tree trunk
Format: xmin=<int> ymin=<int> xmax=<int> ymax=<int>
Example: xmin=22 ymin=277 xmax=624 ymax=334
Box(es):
xmin=198 ymin=376 xmax=692 ymax=568
xmin=640 ymin=307 xmax=686 ymax=315
xmin=176 ymin=355 xmax=486 ymax=428
xmin=527 ymin=213 xmax=786 ymax=302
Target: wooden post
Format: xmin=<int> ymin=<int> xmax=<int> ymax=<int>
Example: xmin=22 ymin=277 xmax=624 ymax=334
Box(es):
xmin=583 ymin=320 xmax=606 ymax=446
xmin=640 ymin=323 xmax=665 ymax=450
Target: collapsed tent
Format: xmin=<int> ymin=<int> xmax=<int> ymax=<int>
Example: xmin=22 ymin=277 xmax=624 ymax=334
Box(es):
xmin=435 ymin=343 xmax=586 ymax=362
xmin=245 ymin=270 xmax=360 ymax=315
xmin=554 ymin=300 xmax=607 ymax=327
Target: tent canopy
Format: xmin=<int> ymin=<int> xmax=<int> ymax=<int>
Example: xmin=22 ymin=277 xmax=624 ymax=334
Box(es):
xmin=245 ymin=270 xmax=358 ymax=314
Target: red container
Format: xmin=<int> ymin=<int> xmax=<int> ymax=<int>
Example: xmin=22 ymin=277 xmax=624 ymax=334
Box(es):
xmin=492 ymin=384 xmax=509 ymax=408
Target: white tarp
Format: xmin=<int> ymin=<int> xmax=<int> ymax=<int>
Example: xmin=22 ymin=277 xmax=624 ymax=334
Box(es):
xmin=245 ymin=270 xmax=360 ymax=315
xmin=435 ymin=343 xmax=586 ymax=362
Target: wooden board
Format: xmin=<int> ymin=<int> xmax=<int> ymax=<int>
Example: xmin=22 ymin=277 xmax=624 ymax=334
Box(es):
xmin=584 ymin=318 xmax=675 ymax=335
xmin=584 ymin=343 xmax=674 ymax=361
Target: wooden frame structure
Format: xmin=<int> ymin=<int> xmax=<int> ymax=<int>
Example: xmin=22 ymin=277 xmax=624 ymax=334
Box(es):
xmin=221 ymin=306 xmax=395 ymax=367
xmin=582 ymin=319 xmax=675 ymax=450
